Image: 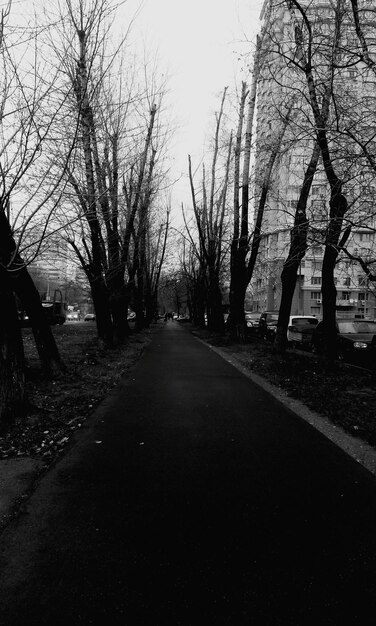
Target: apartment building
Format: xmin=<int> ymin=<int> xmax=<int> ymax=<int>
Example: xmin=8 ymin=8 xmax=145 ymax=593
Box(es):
xmin=251 ymin=0 xmax=376 ymax=319
xmin=28 ymin=236 xmax=72 ymax=300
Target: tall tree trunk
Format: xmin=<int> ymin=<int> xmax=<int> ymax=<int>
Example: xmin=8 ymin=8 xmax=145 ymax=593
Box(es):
xmin=134 ymin=267 xmax=145 ymax=330
xmin=146 ymin=216 xmax=170 ymax=326
xmin=228 ymin=82 xmax=248 ymax=336
xmin=108 ymin=278 xmax=130 ymax=344
xmin=247 ymin=105 xmax=293 ymax=288
xmin=289 ymin=0 xmax=346 ymax=361
xmin=322 ymin=190 xmax=348 ymax=360
xmin=274 ymin=141 xmax=320 ymax=353
xmin=0 ymin=210 xmax=64 ymax=374
xmin=207 ymin=241 xmax=224 ymax=333
xmin=88 ymin=275 xmax=113 ymax=347
xmin=207 ymin=276 xmax=224 ymax=332
xmin=75 ymin=29 xmax=114 ymax=347
xmin=14 ymin=270 xmax=65 ymax=373
xmin=193 ymin=272 xmax=207 ymax=327
xmin=0 ymin=271 xmax=25 ymax=431
xmin=228 ymin=38 xmax=261 ymax=338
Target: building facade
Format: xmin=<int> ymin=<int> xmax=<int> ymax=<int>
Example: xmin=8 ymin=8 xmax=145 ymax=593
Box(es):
xmin=251 ymin=0 xmax=376 ymax=319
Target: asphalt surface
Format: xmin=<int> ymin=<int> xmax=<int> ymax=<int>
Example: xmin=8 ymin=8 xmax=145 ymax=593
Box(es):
xmin=1 ymin=322 xmax=376 ymax=625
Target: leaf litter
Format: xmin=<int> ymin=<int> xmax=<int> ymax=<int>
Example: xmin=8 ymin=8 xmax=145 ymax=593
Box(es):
xmin=0 ymin=324 xmax=151 ymax=464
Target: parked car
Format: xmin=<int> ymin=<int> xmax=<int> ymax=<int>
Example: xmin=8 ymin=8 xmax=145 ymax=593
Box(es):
xmin=258 ymin=311 xmax=279 ymax=340
xmin=245 ymin=311 xmax=261 ymax=334
xmin=287 ymin=315 xmax=319 ymax=348
xmin=312 ymin=318 xmax=376 ymax=367
xmin=66 ymin=311 xmax=80 ymax=321
xmin=177 ymin=315 xmax=190 ymax=323
xmin=84 ymin=313 xmax=96 ymax=322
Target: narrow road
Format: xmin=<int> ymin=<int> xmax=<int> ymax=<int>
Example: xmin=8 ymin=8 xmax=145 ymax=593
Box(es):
xmin=1 ymin=322 xmax=376 ymax=625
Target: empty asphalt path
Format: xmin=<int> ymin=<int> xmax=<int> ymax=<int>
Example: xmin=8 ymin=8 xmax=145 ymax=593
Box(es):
xmin=1 ymin=322 xmax=376 ymax=625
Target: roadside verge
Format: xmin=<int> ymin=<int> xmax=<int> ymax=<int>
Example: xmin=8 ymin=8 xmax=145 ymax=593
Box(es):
xmin=198 ymin=337 xmax=376 ymax=477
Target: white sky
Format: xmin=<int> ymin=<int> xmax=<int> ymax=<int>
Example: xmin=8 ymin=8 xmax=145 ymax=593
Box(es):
xmin=19 ymin=0 xmax=264 ymax=217
xmin=121 ymin=0 xmax=264 ymax=212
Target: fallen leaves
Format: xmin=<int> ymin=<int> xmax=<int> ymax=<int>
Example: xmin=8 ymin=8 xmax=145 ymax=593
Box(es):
xmin=0 ymin=324 xmax=150 ymax=464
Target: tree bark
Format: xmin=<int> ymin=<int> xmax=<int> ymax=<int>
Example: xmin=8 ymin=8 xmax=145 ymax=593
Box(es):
xmin=74 ymin=29 xmax=114 ymax=346
xmin=322 ymin=191 xmax=348 ymax=360
xmin=228 ymin=38 xmax=262 ymax=339
xmin=228 ymin=82 xmax=248 ymax=337
xmin=274 ymin=141 xmax=320 ymax=353
xmin=0 ymin=210 xmax=64 ymax=374
xmin=0 ymin=271 xmax=26 ymax=431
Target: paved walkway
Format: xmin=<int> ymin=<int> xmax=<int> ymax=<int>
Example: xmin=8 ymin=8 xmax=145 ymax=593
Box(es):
xmin=1 ymin=322 xmax=376 ymax=625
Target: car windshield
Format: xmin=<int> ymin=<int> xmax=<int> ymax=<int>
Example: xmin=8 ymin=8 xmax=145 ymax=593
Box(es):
xmin=245 ymin=313 xmax=259 ymax=320
xmin=338 ymin=321 xmax=376 ymax=334
xmin=291 ymin=318 xmax=318 ymax=327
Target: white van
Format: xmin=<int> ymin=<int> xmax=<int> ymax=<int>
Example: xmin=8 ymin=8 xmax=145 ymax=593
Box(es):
xmin=287 ymin=316 xmax=319 ymax=347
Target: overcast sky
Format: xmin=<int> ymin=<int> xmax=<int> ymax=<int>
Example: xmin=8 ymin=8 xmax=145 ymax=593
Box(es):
xmin=122 ymin=0 xmax=264 ymax=211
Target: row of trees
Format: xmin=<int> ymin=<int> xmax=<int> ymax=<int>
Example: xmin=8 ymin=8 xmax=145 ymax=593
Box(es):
xmin=181 ymin=0 xmax=376 ymax=358
xmin=3 ymin=0 xmax=376 ymax=427
xmin=0 ymin=0 xmax=172 ymax=427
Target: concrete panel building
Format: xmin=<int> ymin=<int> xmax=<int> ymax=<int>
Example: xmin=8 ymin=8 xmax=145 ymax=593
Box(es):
xmin=251 ymin=0 xmax=376 ymax=319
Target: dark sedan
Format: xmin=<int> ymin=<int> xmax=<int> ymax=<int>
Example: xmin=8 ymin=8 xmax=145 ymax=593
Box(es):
xmin=258 ymin=311 xmax=279 ymax=341
xmin=245 ymin=311 xmax=261 ymax=334
xmin=312 ymin=319 xmax=376 ymax=367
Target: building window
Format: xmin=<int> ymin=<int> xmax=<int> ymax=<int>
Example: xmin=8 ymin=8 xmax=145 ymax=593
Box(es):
xmin=312 ymin=186 xmax=324 ymax=196
xmin=359 ymin=233 xmax=372 ymax=242
xmin=359 ymin=292 xmax=369 ymax=301
xmin=311 ymin=246 xmax=323 ymax=255
xmin=342 ymin=291 xmax=351 ymax=300
xmin=271 ymin=233 xmax=278 ymax=245
xmin=344 ymin=277 xmax=351 ymax=287
xmin=358 ymin=275 xmax=368 ymax=287
xmin=311 ymin=291 xmax=322 ymax=299
xmin=310 ymin=200 xmax=327 ymax=221
xmin=312 ymin=261 xmax=323 ymax=271
xmin=279 ymin=231 xmax=290 ymax=243
xmin=311 ymin=276 xmax=321 ymax=285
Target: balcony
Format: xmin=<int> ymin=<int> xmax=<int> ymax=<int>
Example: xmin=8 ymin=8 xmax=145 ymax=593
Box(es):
xmin=336 ymin=299 xmax=356 ymax=307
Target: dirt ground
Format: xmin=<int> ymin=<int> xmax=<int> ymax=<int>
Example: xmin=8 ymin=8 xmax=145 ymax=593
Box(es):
xmin=0 ymin=322 xmax=153 ymax=463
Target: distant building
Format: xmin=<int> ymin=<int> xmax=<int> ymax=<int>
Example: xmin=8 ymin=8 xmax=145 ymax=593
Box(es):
xmin=28 ymin=238 xmax=69 ymax=300
xmin=252 ymin=0 xmax=376 ymax=319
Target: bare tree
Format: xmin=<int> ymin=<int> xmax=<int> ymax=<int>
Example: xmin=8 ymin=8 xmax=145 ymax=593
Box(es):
xmin=228 ymin=37 xmax=262 ymax=338
xmin=285 ymin=0 xmax=359 ymax=359
xmin=187 ymin=88 xmax=233 ymax=332
xmin=48 ymin=0 xmax=170 ymax=345
xmin=137 ymin=200 xmax=171 ymax=327
xmin=0 ymin=2 xmax=71 ymax=427
xmin=274 ymin=141 xmax=320 ymax=352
